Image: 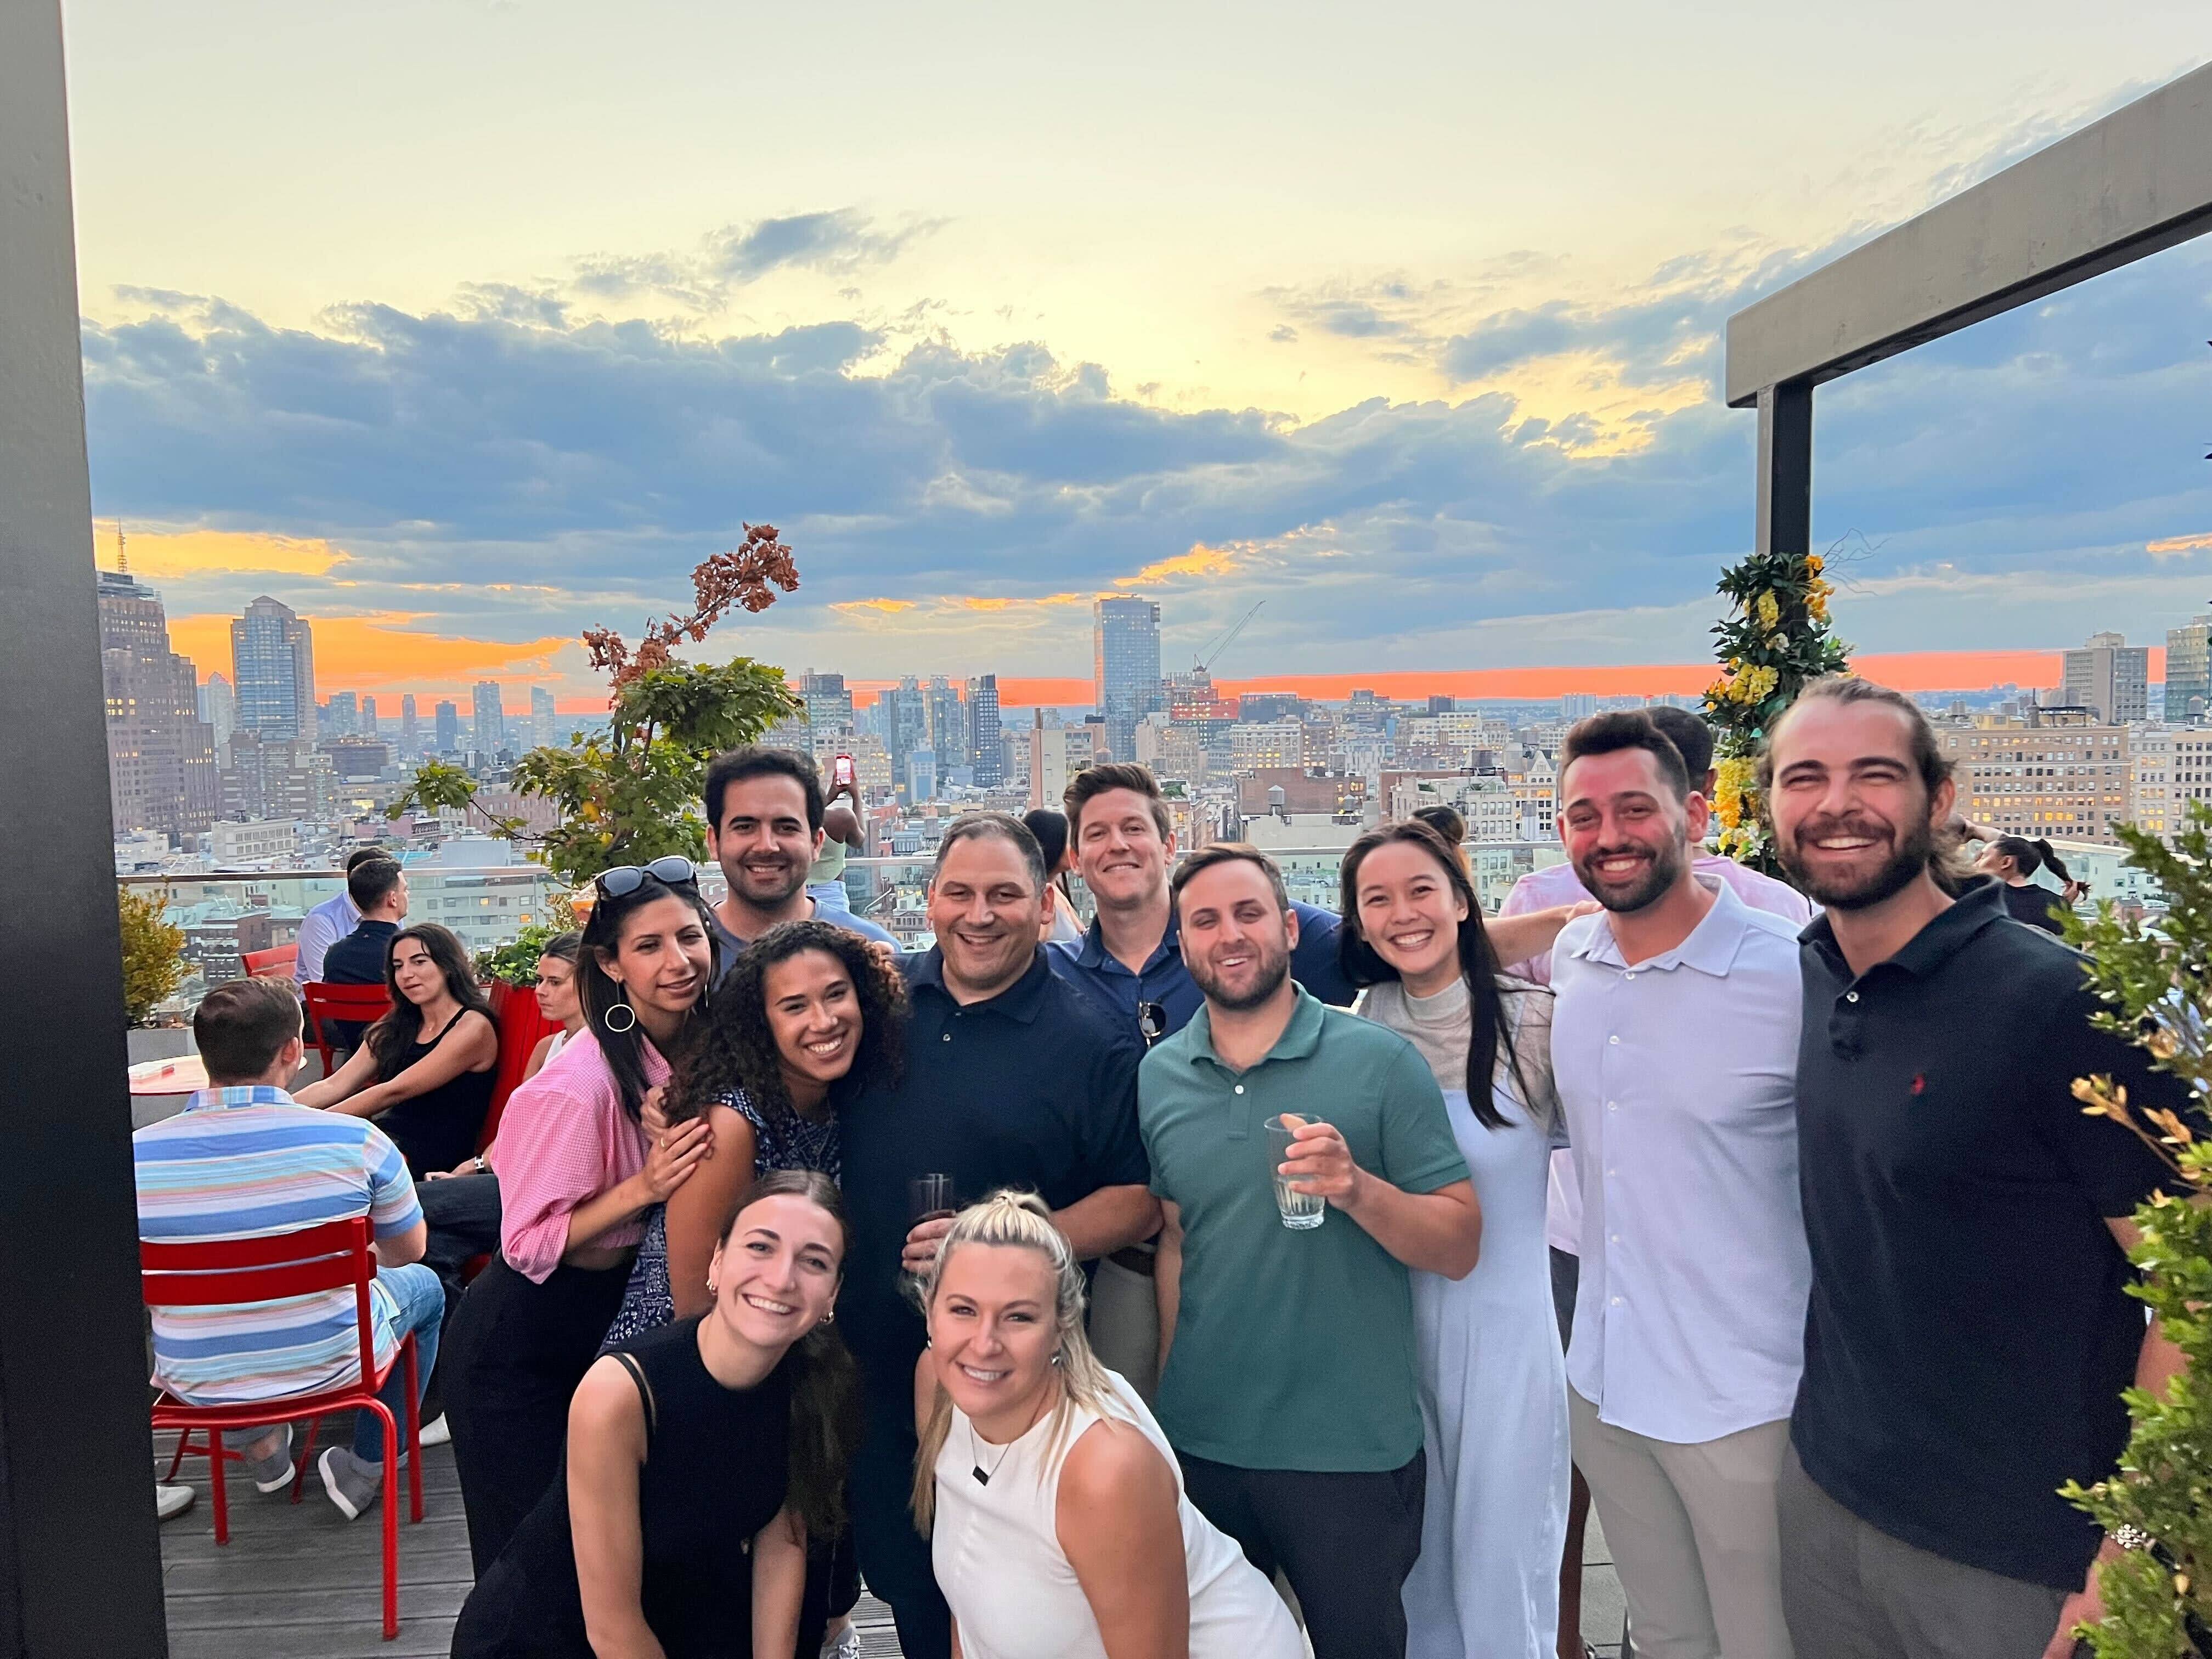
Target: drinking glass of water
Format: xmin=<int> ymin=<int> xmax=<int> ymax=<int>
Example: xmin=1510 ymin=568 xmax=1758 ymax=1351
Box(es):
xmin=1265 ymin=1114 xmax=1325 ymax=1230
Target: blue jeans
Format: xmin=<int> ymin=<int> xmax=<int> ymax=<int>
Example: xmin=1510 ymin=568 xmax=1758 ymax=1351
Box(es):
xmin=357 ymin=1262 xmax=443 ymax=1459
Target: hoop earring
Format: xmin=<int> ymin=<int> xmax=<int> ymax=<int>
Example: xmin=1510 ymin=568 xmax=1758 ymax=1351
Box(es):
xmin=821 ymin=1308 xmax=834 ymax=1325
xmin=706 ymin=1277 xmax=717 ymax=1295
xmin=603 ymin=997 xmax=636 ymax=1034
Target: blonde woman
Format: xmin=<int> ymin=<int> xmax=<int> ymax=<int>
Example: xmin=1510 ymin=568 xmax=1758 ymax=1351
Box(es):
xmin=913 ymin=1192 xmax=1301 ymax=1659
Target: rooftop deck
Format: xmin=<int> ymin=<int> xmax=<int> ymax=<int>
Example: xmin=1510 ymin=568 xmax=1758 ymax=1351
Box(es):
xmin=154 ymin=1423 xmax=1628 ymax=1656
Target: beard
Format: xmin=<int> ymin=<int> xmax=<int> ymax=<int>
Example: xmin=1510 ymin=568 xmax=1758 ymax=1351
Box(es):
xmin=1188 ymin=940 xmax=1292 ymax=1012
xmin=1778 ymin=811 xmax=1934 ymax=910
xmin=1571 ymin=834 xmax=1688 ymax=915
xmin=729 ymin=854 xmax=808 ymax=907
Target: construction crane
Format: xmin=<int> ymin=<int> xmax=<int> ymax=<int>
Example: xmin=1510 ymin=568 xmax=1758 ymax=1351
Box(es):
xmin=1193 ymin=601 xmax=1264 ymax=676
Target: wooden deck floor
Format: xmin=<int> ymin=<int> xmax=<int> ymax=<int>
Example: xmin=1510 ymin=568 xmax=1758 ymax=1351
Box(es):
xmin=154 ymin=1427 xmax=905 ymax=1657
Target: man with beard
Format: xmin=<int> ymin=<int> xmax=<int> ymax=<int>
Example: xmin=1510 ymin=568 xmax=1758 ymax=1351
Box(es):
xmin=1548 ymin=711 xmax=1807 ymax=1659
xmin=1764 ymin=677 xmax=2187 ymax=1659
xmin=701 ymin=746 xmax=895 ymax=975
xmin=837 ymin=812 xmax=1155 ymax=1659
xmin=1142 ymin=843 xmax=1478 ymax=1659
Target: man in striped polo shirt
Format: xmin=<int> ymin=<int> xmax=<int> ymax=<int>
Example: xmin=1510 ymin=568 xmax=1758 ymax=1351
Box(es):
xmin=134 ymin=977 xmax=443 ymax=1520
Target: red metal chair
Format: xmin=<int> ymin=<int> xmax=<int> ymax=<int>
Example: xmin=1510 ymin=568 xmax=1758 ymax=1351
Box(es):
xmin=301 ymin=980 xmax=393 ymax=1075
xmin=143 ymin=1215 xmax=424 ymax=1640
xmin=242 ymin=942 xmax=298 ymax=984
xmin=481 ymin=978 xmax=560 ymax=1153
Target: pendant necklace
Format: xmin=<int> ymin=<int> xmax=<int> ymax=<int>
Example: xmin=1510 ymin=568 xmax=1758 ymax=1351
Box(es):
xmin=969 ymin=1421 xmax=1017 ymax=1487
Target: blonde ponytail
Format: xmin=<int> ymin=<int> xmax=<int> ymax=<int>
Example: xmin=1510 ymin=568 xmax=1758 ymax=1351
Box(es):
xmin=908 ymin=1189 xmax=1120 ymax=1532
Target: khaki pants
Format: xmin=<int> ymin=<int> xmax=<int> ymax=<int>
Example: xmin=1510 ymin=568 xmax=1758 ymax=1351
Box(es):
xmin=1085 ymin=1253 xmax=1158 ymax=1403
xmin=1568 ymin=1389 xmax=1793 ymax=1659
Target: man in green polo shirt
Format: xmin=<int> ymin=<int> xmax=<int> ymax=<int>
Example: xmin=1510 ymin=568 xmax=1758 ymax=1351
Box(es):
xmin=1146 ymin=843 xmax=1480 ymax=1659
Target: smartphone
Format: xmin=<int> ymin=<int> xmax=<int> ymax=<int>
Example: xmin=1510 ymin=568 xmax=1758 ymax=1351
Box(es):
xmin=831 ymin=753 xmax=856 ymax=793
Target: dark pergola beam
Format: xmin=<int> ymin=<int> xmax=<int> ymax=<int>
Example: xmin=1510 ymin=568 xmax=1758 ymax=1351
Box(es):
xmin=1726 ymin=63 xmax=2212 ymax=408
xmin=0 ymin=3 xmax=172 ymax=1654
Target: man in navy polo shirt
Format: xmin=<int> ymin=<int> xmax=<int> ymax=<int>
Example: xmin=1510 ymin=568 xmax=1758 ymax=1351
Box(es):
xmin=1765 ymin=676 xmax=2188 ymax=1659
xmin=838 ymin=812 xmax=1154 ymax=1659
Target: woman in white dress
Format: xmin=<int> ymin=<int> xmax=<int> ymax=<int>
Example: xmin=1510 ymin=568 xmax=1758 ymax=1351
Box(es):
xmin=1341 ymin=820 xmax=1570 ymax=1659
xmin=912 ymin=1190 xmax=1304 ymax=1659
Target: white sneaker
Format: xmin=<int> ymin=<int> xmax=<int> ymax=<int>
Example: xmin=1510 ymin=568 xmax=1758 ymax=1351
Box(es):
xmin=820 ymin=1621 xmax=861 ymax=1659
xmin=156 ymin=1483 xmax=195 ymax=1521
xmin=418 ymin=1413 xmax=451 ymax=1447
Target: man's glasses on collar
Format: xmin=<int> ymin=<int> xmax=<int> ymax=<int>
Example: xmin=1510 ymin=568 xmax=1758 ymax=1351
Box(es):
xmin=1137 ymin=1001 xmax=1169 ymax=1045
xmin=595 ymin=855 xmax=699 ymax=899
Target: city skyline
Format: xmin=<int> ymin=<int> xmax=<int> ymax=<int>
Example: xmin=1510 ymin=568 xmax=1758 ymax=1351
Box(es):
xmin=59 ymin=7 xmax=2212 ymax=704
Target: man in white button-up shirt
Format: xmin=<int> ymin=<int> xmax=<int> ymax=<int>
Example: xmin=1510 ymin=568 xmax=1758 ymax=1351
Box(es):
xmin=1549 ymin=712 xmax=1809 ymax=1659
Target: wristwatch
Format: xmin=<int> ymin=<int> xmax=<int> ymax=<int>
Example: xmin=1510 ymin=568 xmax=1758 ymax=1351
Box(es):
xmin=471 ymin=1155 xmax=490 ymax=1176
xmin=2112 ymin=1522 xmax=2154 ymax=1553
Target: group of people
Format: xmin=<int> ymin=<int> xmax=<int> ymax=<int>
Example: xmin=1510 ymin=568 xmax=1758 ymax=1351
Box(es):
xmin=131 ymin=680 xmax=2190 ymax=1659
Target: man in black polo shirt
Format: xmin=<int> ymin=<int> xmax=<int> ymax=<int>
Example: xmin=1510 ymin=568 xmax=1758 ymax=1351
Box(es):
xmin=1764 ymin=676 xmax=2187 ymax=1659
xmin=839 ymin=811 xmax=1154 ymax=1659
xmin=319 ymin=855 xmax=407 ymax=1052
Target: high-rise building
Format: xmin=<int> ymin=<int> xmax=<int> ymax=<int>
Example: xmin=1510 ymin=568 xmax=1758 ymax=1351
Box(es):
xmin=1093 ymin=597 xmax=1163 ymax=762
xmin=435 ymin=699 xmax=459 ymax=754
xmin=2062 ymin=632 xmax=2150 ymax=725
xmin=325 ymin=691 xmax=358 ymax=736
xmin=197 ymin=672 xmax=236 ymax=753
xmin=362 ymin=695 xmax=379 ymax=735
xmin=472 ymin=680 xmax=505 ymax=755
xmin=230 ymin=596 xmax=317 ymax=741
xmin=219 ymin=730 xmax=334 ymax=824
xmin=887 ymin=677 xmax=928 ymax=799
xmin=531 ymin=685 xmax=558 ymax=751
xmin=801 ymin=670 xmax=856 ymax=738
xmin=926 ymin=676 xmax=966 ymax=788
xmin=1937 ymin=712 xmax=2131 ymax=844
xmin=2166 ymin=615 xmax=2212 ymax=723
xmin=966 ymin=674 xmax=1003 ymax=786
xmin=399 ymin=694 xmax=419 ymax=759
xmin=98 ymin=569 xmax=217 ymax=836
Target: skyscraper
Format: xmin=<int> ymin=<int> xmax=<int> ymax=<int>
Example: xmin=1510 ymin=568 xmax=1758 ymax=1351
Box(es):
xmin=2061 ymin=631 xmax=2149 ymax=725
xmin=99 ymin=569 xmax=216 ymax=836
xmin=230 ymin=596 xmax=317 ymax=741
xmin=399 ymin=693 xmax=419 ymax=759
xmin=926 ymin=676 xmax=966 ymax=788
xmin=325 ymin=691 xmax=358 ymax=736
xmin=197 ymin=672 xmax=236 ymax=753
xmin=967 ymin=674 xmax=1003 ymax=786
xmin=435 ymin=699 xmax=459 ymax=754
xmin=472 ymin=680 xmax=505 ymax=756
xmin=2167 ymin=616 xmax=2212 ymax=723
xmin=531 ymin=685 xmax=558 ymax=751
xmin=1093 ymin=597 xmax=1163 ymax=763
xmin=887 ymin=676 xmax=928 ymax=799
xmin=361 ymin=695 xmax=379 ymax=735
xmin=800 ymin=670 xmax=856 ymax=737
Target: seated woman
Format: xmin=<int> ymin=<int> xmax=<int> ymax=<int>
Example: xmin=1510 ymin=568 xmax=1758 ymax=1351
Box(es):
xmin=523 ymin=930 xmax=587 ymax=1085
xmin=453 ymin=1171 xmax=861 ymax=1659
xmin=914 ymin=1191 xmax=1304 ymax=1659
xmin=296 ymin=922 xmax=499 ymax=1180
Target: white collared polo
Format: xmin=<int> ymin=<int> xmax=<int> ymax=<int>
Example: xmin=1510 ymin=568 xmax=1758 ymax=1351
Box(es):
xmin=1550 ymin=877 xmax=1809 ymax=1443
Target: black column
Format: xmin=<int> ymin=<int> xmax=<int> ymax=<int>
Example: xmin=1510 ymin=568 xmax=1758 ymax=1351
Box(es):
xmin=1753 ymin=380 xmax=1813 ymax=558
xmin=0 ymin=3 xmax=171 ymax=1654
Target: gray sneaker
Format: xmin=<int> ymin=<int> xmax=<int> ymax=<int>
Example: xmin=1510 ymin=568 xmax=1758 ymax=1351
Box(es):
xmin=820 ymin=1621 xmax=861 ymax=1659
xmin=238 ymin=1424 xmax=296 ymax=1494
xmin=318 ymin=1446 xmax=383 ymax=1521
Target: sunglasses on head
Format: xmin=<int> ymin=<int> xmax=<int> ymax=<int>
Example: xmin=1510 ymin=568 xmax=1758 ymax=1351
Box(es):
xmin=1137 ymin=1001 xmax=1169 ymax=1044
xmin=595 ymin=855 xmax=700 ymax=899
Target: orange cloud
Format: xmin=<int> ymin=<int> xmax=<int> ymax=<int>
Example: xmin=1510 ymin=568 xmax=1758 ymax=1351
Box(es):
xmin=829 ymin=598 xmax=921 ymax=617
xmin=2148 ymin=532 xmax=2212 ymax=556
xmin=104 ymin=527 xmax=347 ymax=579
xmin=1114 ymin=544 xmax=1242 ymax=587
xmin=170 ymin=611 xmax=573 ymax=698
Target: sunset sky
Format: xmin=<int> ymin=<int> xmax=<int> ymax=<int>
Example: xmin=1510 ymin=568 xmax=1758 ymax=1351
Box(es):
xmin=59 ymin=2 xmax=2212 ymax=709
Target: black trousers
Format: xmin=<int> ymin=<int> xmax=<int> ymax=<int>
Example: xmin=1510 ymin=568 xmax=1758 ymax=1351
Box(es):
xmin=444 ymin=1255 xmax=632 ymax=1573
xmin=1179 ymin=1448 xmax=1428 ymax=1659
xmin=416 ymin=1172 xmax=502 ymax=1420
xmin=847 ymin=1418 xmax=951 ymax=1659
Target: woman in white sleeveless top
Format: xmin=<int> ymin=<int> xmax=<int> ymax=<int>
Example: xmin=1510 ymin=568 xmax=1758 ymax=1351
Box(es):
xmin=1342 ymin=821 xmax=1571 ymax=1659
xmin=913 ymin=1190 xmax=1303 ymax=1659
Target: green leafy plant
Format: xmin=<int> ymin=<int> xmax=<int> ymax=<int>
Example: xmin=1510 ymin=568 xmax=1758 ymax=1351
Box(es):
xmin=2061 ymin=806 xmax=2212 ymax=1656
xmin=475 ymin=922 xmax=565 ymax=988
xmin=119 ymin=887 xmax=187 ymax=1025
xmin=1703 ymin=540 xmax=1850 ymax=874
xmin=389 ymin=527 xmax=803 ymax=883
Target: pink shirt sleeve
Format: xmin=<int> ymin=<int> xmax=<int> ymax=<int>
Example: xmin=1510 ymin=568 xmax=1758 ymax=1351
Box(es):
xmin=495 ymin=1034 xmax=658 ymax=1283
xmin=1497 ymin=864 xmax=1585 ymax=986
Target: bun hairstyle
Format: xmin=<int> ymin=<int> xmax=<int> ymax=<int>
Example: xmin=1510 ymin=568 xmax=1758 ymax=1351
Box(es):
xmin=1990 ymin=834 xmax=2071 ymax=885
xmin=909 ymin=1190 xmax=1120 ymax=1532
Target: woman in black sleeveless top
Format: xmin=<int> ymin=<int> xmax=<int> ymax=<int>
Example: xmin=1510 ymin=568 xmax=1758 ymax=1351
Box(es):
xmin=296 ymin=922 xmax=498 ymax=1177
xmin=453 ymin=1171 xmax=862 ymax=1658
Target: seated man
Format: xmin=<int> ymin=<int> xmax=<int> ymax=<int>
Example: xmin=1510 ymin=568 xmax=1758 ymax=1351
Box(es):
xmin=319 ymin=855 xmax=408 ymax=1053
xmin=134 ymin=977 xmax=443 ymax=1521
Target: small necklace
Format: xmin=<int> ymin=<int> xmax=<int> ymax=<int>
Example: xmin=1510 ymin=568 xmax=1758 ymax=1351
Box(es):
xmin=969 ymin=1420 xmax=1017 ymax=1487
